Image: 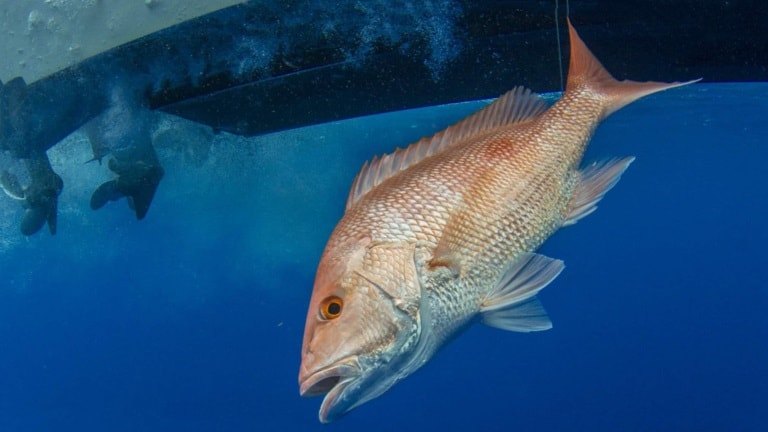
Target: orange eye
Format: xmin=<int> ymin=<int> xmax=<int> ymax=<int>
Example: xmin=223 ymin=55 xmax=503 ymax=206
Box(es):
xmin=320 ymin=296 xmax=344 ymax=320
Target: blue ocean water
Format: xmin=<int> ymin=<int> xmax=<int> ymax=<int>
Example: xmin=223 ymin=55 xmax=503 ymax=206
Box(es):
xmin=0 ymin=83 xmax=766 ymax=431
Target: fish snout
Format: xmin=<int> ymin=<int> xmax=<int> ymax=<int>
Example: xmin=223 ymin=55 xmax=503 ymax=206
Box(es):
xmin=298 ymin=361 xmax=358 ymax=397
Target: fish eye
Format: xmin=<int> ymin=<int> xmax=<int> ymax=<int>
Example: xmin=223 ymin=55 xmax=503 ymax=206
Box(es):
xmin=319 ymin=296 xmax=344 ymax=320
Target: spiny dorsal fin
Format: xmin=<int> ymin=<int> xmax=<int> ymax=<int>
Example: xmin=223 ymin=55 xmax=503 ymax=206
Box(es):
xmin=345 ymin=86 xmax=548 ymax=210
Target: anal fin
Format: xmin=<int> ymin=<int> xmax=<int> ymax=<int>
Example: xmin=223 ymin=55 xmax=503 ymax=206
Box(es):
xmin=563 ymin=157 xmax=634 ymax=227
xmin=480 ymin=253 xmax=564 ymax=332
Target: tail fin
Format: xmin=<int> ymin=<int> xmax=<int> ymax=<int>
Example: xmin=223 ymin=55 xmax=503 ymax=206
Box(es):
xmin=566 ymin=19 xmax=699 ymax=118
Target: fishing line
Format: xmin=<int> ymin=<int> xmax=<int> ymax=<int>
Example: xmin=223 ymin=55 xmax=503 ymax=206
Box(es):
xmin=555 ymin=0 xmax=571 ymax=92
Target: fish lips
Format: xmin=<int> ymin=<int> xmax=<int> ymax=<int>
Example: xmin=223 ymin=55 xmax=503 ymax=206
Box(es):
xmin=299 ymin=361 xmax=361 ymax=423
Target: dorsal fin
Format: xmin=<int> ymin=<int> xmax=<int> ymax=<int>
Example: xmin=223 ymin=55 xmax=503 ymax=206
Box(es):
xmin=345 ymin=86 xmax=548 ymax=210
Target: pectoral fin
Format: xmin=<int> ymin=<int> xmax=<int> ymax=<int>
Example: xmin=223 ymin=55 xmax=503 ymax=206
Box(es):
xmin=480 ymin=253 xmax=564 ymax=332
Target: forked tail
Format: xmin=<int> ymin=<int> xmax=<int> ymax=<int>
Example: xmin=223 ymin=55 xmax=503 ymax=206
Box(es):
xmin=566 ymin=19 xmax=700 ymax=118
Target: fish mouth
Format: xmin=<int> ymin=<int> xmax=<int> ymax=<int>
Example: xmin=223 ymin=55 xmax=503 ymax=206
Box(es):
xmin=299 ymin=361 xmax=360 ymax=423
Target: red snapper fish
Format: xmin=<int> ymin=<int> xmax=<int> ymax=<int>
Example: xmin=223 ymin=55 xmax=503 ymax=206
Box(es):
xmin=299 ymin=20 xmax=696 ymax=423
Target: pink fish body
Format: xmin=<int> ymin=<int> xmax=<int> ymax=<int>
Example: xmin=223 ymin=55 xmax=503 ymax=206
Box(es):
xmin=299 ymin=20 xmax=695 ymax=423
